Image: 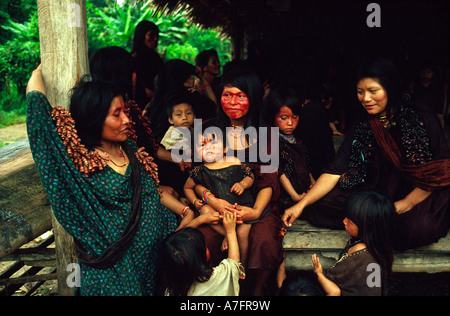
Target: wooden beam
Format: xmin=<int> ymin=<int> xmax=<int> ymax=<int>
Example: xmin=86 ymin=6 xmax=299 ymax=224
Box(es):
xmin=0 ymin=273 xmax=58 ymax=286
xmin=1 ymin=248 xmax=55 ymax=262
xmin=284 ymin=221 xmax=450 ymax=273
xmin=37 ymin=0 xmax=89 ymax=296
xmin=0 ymin=144 xmax=52 ymax=259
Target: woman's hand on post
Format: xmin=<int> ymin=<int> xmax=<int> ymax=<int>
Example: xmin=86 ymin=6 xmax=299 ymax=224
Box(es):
xmin=26 ymin=64 xmax=47 ymax=95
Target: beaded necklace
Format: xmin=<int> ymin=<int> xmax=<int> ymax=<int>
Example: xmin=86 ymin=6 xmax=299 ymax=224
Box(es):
xmin=230 ymin=125 xmax=244 ymax=137
xmin=229 ymin=125 xmax=246 ymax=142
xmin=378 ymin=114 xmax=395 ymax=129
xmin=97 ymin=145 xmax=127 ymax=168
xmin=51 ymin=105 xmax=159 ymax=183
xmin=279 ymin=132 xmax=296 ymax=144
xmin=338 ymin=106 xmax=432 ymax=190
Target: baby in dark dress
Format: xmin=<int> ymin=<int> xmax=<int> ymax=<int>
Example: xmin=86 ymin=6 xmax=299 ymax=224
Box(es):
xmin=184 ymin=128 xmax=255 ymax=270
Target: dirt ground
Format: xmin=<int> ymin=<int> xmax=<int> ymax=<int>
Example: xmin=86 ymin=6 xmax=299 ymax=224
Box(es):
xmin=0 ymin=123 xmax=27 ymax=147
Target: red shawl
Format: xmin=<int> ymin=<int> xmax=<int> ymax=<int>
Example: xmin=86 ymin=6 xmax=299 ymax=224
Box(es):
xmin=368 ymin=117 xmax=450 ymax=191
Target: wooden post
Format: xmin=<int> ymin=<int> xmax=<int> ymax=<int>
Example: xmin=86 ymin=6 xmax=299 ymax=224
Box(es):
xmin=37 ymin=0 xmax=89 ymax=296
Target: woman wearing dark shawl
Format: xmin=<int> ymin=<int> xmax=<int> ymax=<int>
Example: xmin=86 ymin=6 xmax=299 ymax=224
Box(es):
xmin=131 ymin=20 xmax=164 ymax=109
xmin=26 ymin=66 xmax=194 ymax=295
xmin=282 ymin=58 xmax=450 ymax=250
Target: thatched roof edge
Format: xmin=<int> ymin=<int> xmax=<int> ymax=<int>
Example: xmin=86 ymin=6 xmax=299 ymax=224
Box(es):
xmin=137 ymin=0 xmax=232 ymax=33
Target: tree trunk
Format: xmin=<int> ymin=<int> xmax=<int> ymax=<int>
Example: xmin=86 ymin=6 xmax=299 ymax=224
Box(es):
xmin=37 ymin=0 xmax=89 ymax=296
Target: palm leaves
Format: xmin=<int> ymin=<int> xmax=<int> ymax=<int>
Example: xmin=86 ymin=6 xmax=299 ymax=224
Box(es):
xmin=87 ymin=1 xmax=189 ymax=53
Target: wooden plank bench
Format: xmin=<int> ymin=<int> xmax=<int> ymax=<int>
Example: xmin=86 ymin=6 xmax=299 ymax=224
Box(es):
xmin=283 ymin=220 xmax=450 ymax=273
xmin=0 ymin=140 xmax=52 ymax=259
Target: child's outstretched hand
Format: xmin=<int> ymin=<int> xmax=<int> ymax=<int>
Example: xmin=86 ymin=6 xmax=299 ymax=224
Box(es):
xmin=230 ymin=182 xmax=245 ymax=195
xmin=200 ymin=211 xmax=222 ymax=225
xmin=312 ymin=253 xmax=341 ymax=296
xmin=223 ymin=211 xmax=237 ymax=233
xmin=312 ymin=254 xmax=323 ymax=275
xmin=223 ymin=211 xmax=240 ymax=264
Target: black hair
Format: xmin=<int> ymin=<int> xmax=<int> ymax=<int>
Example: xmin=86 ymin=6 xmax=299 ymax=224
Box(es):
xmin=190 ymin=119 xmax=225 ymax=163
xmin=217 ymin=67 xmax=265 ymax=130
xmin=215 ymin=67 xmax=276 ymax=166
xmin=147 ymin=59 xmax=195 ymax=141
xmin=165 ymin=90 xmax=194 ymax=119
xmin=263 ymin=87 xmax=302 ymax=127
xmin=345 ymin=191 xmax=397 ymax=294
xmin=131 ymin=20 xmax=159 ymax=54
xmin=69 ymin=79 xmax=123 ymax=149
xmin=195 ymin=49 xmax=219 ymax=68
xmin=279 ymin=270 xmax=325 ymax=296
xmin=89 ymin=46 xmax=135 ymax=98
xmin=158 ymin=59 xmax=195 ymax=91
xmin=356 ymin=58 xmax=402 ymax=117
xmin=158 ymin=227 xmax=213 ymax=296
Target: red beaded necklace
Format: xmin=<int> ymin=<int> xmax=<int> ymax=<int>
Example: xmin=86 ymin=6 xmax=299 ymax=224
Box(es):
xmin=97 ymin=145 xmax=127 ymax=168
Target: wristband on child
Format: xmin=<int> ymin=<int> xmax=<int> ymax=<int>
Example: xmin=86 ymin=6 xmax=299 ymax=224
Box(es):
xmin=201 ymin=190 xmax=209 ymax=203
xmin=206 ymin=193 xmax=215 ymax=205
xmin=192 ymin=198 xmax=198 ymax=205
xmin=239 ymin=181 xmax=246 ymax=189
xmin=202 ymin=190 xmax=215 ymax=205
xmin=181 ymin=206 xmax=190 ymax=218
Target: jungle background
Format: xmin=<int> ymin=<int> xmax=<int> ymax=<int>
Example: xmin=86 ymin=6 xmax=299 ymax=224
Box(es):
xmin=0 ymin=0 xmax=231 ymax=144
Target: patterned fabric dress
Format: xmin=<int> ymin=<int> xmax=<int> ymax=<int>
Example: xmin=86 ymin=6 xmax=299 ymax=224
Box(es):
xmin=26 ymin=91 xmax=177 ymax=296
xmin=302 ymin=106 xmax=450 ymax=250
xmin=277 ymin=136 xmax=312 ymax=209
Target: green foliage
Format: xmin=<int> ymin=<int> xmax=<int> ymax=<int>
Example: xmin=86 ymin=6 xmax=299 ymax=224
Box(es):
xmin=186 ymin=26 xmax=231 ymax=65
xmin=0 ymin=11 xmax=40 ymax=90
xmin=0 ymin=0 xmax=231 ymax=128
xmin=87 ymin=1 xmax=156 ymax=53
xmin=86 ymin=0 xmax=231 ymax=64
xmin=164 ymin=42 xmax=199 ymax=62
xmin=0 ymin=10 xmax=39 ymax=127
xmin=0 ymin=0 xmax=37 ymax=44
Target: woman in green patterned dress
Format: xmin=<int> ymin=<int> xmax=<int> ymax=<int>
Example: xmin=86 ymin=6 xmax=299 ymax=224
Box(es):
xmin=26 ymin=66 xmax=194 ymax=295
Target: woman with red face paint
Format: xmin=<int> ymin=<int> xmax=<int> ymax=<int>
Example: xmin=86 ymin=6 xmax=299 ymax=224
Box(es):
xmin=282 ymin=58 xmax=450 ymax=251
xmin=194 ymin=67 xmax=283 ymax=296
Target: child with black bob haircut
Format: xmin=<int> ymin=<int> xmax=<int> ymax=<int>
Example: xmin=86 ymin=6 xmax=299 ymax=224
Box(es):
xmin=312 ymin=190 xmax=397 ymax=296
xmin=158 ymin=211 xmax=244 ymax=296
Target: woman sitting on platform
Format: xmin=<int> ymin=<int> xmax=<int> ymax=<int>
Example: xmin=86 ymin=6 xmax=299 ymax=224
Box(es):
xmin=282 ymin=58 xmax=450 ymax=251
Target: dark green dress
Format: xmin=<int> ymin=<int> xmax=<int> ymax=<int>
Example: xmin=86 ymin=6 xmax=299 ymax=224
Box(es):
xmin=26 ymin=91 xmax=177 ymax=296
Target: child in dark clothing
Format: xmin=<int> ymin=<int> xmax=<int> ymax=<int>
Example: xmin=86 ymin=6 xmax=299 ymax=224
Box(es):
xmin=184 ymin=127 xmax=256 ymax=268
xmin=312 ymin=191 xmax=396 ymax=296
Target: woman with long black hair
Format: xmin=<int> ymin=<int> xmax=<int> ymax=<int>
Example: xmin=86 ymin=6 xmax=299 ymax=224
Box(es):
xmin=195 ymin=67 xmax=284 ymax=295
xmin=131 ymin=20 xmax=163 ymax=108
xmin=26 ymin=65 xmax=194 ymax=295
xmin=283 ymin=58 xmax=450 ymax=251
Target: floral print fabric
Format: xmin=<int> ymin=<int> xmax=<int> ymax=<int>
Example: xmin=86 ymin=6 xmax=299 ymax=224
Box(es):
xmin=26 ymin=91 xmax=177 ymax=295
